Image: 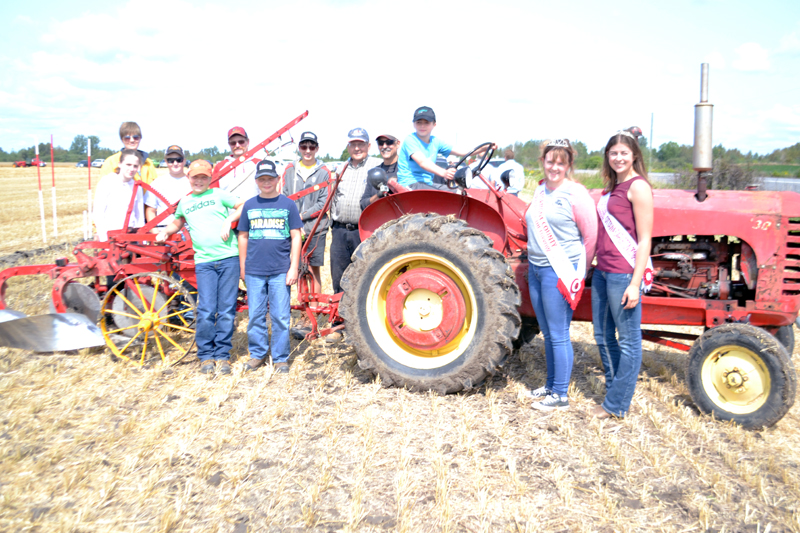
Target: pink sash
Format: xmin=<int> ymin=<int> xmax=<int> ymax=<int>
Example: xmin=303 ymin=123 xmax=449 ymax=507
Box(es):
xmin=531 ymin=182 xmax=587 ymax=310
xmin=597 ymin=192 xmax=653 ymax=292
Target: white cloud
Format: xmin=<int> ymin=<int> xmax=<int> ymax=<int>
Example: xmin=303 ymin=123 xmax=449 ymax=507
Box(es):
xmin=731 ymin=42 xmax=770 ymax=71
xmin=777 ymin=32 xmax=800 ymax=54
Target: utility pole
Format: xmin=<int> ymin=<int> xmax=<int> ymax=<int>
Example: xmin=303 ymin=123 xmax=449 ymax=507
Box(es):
xmin=649 ymin=112 xmax=654 ymax=171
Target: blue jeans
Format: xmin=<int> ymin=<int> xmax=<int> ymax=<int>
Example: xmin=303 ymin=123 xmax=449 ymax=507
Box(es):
xmin=591 ymin=269 xmax=643 ymax=417
xmin=194 ymin=256 xmax=240 ymax=362
xmin=245 ymin=273 xmax=291 ymax=363
xmin=528 ymin=263 xmax=575 ymax=397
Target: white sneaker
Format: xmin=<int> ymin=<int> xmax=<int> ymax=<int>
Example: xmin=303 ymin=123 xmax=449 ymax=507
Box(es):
xmin=531 ymin=393 xmax=569 ymax=411
xmin=525 ymin=386 xmax=552 ymax=400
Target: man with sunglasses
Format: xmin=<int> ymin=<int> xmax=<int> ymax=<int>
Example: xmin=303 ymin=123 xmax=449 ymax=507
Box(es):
xmin=144 ymin=145 xmax=191 ymax=230
xmin=213 ymin=126 xmax=260 ymax=200
xmin=282 ymin=132 xmax=331 ymax=339
xmin=100 ymin=121 xmax=158 ymax=184
xmin=361 ymin=134 xmax=400 ymax=208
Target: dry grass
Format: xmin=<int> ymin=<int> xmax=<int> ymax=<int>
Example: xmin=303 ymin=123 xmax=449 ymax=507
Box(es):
xmin=1 ymin=169 xmax=799 ymax=532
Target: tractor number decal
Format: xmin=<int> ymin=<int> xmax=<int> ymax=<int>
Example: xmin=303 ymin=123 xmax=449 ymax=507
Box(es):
xmin=751 ymin=219 xmax=772 ymax=230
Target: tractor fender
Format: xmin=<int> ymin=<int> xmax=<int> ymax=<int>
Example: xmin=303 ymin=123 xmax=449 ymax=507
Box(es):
xmin=359 ymin=190 xmax=508 ymax=253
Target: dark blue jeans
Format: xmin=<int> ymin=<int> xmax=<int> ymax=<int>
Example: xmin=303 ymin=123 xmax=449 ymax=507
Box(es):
xmin=194 ymin=256 xmax=240 ymax=362
xmin=591 ymin=268 xmax=642 ymax=417
xmin=528 ymin=263 xmax=575 ymax=397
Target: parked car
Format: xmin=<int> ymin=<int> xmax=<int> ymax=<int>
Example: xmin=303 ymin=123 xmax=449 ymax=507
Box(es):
xmin=29 ymin=158 xmax=46 ymax=167
xmin=76 ymin=160 xmax=88 ymax=167
xmin=91 ymin=158 xmax=105 ymax=168
xmin=158 ymin=159 xmax=167 ymax=168
xmin=12 ymin=161 xmax=27 ymax=168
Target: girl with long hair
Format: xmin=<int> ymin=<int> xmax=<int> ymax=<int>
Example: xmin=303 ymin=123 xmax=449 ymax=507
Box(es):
xmin=590 ymin=131 xmax=654 ymax=418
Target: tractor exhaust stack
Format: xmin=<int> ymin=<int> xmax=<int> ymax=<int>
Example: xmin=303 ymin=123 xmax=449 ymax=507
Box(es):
xmin=694 ymin=63 xmax=714 ymax=201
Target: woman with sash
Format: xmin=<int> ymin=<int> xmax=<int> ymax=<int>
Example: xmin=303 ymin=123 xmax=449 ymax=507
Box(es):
xmin=525 ymin=139 xmax=597 ymax=411
xmin=590 ymin=131 xmax=654 ymax=419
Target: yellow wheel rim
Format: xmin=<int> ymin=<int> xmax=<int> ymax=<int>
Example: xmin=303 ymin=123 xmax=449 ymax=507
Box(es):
xmin=366 ymin=253 xmax=476 ymax=369
xmin=100 ymin=274 xmax=196 ymax=366
xmin=700 ymin=344 xmax=771 ymax=414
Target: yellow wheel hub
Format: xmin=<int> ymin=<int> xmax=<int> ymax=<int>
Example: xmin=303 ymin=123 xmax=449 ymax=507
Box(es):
xmin=366 ymin=253 xmax=476 ymax=370
xmin=700 ymin=345 xmax=770 ymax=414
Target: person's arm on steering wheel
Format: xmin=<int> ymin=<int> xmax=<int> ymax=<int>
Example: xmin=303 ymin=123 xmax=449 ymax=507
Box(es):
xmin=410 ymin=152 xmax=456 ymax=181
xmin=449 ymin=143 xmax=497 ymax=159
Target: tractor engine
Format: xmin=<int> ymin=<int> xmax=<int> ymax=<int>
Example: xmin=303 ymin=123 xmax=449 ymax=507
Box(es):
xmin=649 ymin=236 xmax=753 ymax=302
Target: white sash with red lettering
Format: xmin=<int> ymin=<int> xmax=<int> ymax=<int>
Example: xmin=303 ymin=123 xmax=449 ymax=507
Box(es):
xmin=597 ymin=192 xmax=654 ymax=292
xmin=531 ymin=181 xmax=587 ymax=310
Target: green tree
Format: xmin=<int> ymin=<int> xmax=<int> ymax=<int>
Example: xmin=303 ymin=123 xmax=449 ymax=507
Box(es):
xmin=70 ymin=135 xmax=88 ymax=154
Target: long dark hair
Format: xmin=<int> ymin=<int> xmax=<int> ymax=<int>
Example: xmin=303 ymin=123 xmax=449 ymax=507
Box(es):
xmin=601 ymin=133 xmax=649 ymax=194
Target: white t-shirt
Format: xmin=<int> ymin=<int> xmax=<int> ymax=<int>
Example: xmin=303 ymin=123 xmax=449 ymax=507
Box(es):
xmin=93 ymin=172 xmax=145 ymax=241
xmin=218 ymin=155 xmax=260 ymax=200
xmin=144 ymin=174 xmax=192 ymax=226
xmin=494 ymin=159 xmax=525 ymax=194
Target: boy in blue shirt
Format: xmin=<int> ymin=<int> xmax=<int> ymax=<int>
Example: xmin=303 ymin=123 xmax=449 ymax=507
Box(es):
xmin=237 ymin=160 xmax=302 ymax=374
xmin=397 ymin=106 xmax=495 ymax=188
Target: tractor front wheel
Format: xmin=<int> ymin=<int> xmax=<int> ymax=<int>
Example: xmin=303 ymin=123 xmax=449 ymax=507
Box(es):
xmin=340 ymin=213 xmax=521 ymax=393
xmin=686 ymin=323 xmax=796 ymax=429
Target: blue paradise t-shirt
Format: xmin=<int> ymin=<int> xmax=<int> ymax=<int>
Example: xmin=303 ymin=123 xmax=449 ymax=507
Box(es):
xmin=236 ymin=194 xmax=302 ymax=277
xmin=397 ymin=133 xmax=453 ymax=187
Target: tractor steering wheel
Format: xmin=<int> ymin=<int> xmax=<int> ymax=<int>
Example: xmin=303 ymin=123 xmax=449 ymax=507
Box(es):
xmin=447 ymin=142 xmax=495 ymax=189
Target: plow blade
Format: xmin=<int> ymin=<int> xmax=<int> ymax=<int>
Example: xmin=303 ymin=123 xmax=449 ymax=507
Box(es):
xmin=0 ymin=310 xmax=105 ymax=352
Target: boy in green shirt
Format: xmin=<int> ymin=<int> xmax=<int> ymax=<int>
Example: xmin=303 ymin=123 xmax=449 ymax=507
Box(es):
xmin=156 ymin=160 xmax=243 ymax=374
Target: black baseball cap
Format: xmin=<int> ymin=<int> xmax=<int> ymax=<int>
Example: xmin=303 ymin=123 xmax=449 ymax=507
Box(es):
xmin=413 ymin=106 xmax=436 ymax=122
xmin=165 ymin=145 xmax=184 ymax=158
xmin=254 ymin=160 xmax=279 ymax=179
xmin=299 ymin=132 xmax=318 ymax=144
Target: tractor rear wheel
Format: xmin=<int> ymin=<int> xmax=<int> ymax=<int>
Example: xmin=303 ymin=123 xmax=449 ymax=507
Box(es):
xmin=340 ymin=213 xmax=521 ymax=393
xmin=686 ymin=323 xmax=796 ymax=429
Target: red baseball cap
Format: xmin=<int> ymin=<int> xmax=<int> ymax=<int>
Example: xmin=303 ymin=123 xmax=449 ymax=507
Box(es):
xmin=227 ymin=126 xmax=248 ymax=140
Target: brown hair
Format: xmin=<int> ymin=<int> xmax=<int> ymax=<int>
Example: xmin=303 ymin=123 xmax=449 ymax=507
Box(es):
xmin=504 ymin=148 xmax=515 ymax=160
xmin=601 ymin=133 xmax=649 ymax=194
xmin=539 ymin=139 xmax=576 ymax=181
xmin=119 ymin=122 xmax=142 ymax=140
xmin=119 ymin=148 xmax=142 ymax=165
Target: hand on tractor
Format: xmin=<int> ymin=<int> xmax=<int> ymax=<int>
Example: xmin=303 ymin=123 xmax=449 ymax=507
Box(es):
xmin=155 ymin=230 xmax=168 ymax=243
xmin=444 ymin=167 xmax=457 ymax=182
xmin=621 ymin=284 xmax=640 ymax=309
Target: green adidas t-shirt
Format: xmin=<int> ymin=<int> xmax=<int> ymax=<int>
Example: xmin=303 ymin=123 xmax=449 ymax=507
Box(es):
xmin=175 ymin=188 xmax=239 ymax=263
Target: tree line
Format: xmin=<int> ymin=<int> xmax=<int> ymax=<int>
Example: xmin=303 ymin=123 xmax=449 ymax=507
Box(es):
xmin=2 ymin=135 xmax=799 ymax=176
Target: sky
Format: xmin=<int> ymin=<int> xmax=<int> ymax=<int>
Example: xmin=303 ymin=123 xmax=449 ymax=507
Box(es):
xmin=0 ymin=0 xmax=798 ymax=160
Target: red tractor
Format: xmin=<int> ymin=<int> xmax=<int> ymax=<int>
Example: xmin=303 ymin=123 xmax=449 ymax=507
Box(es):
xmin=332 ymin=65 xmax=796 ymax=430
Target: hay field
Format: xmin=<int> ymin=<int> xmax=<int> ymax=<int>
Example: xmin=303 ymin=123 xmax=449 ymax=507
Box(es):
xmin=1 ymin=167 xmax=799 ymax=532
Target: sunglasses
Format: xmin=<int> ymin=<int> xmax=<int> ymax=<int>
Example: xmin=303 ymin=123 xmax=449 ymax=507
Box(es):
xmin=299 ymin=143 xmax=318 ymax=151
xmin=229 ymin=139 xmax=248 ymax=147
xmin=166 ymin=158 xmax=184 ymax=164
xmin=377 ymin=139 xmax=396 ymax=147
xmin=123 ymin=135 xmax=142 ymax=141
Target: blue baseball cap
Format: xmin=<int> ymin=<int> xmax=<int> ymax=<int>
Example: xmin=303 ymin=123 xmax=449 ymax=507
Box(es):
xmin=347 ymin=128 xmax=369 ymax=143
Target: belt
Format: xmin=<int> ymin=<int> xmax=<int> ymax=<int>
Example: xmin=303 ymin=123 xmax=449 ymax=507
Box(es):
xmin=333 ymin=221 xmax=358 ymax=231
